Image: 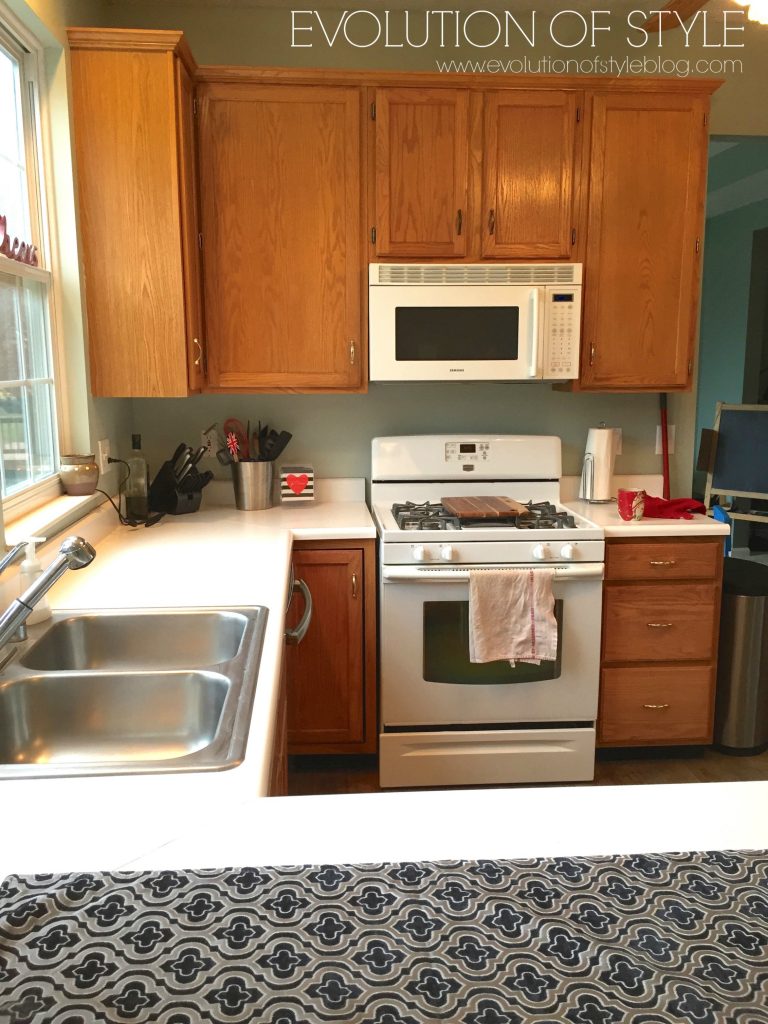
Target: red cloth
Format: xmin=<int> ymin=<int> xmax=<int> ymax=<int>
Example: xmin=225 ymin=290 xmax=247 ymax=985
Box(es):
xmin=642 ymin=495 xmax=707 ymax=520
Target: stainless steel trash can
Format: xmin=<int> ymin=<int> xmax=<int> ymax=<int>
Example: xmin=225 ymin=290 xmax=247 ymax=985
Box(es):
xmin=715 ymin=558 xmax=768 ymax=754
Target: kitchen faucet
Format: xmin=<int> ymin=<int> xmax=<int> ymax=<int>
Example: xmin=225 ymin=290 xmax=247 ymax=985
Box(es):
xmin=0 ymin=536 xmax=96 ymax=648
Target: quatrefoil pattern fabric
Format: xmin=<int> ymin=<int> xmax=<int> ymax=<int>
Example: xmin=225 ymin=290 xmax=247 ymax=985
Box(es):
xmin=1 ymin=851 xmax=767 ymax=1023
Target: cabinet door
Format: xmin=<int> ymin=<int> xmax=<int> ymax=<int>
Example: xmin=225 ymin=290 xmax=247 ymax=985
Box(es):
xmin=481 ymin=90 xmax=580 ymax=259
xmin=68 ymin=36 xmax=193 ymax=397
xmin=286 ymin=548 xmax=364 ymax=748
xmin=175 ymin=60 xmax=206 ymax=392
xmin=581 ymin=93 xmax=707 ymax=390
xmin=375 ymin=87 xmax=469 ymax=257
xmin=198 ymin=84 xmax=361 ymax=390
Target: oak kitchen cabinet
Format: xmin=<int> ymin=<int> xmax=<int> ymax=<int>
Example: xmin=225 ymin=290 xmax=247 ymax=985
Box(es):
xmin=285 ymin=540 xmax=377 ymax=753
xmin=68 ymin=29 xmax=205 ymax=397
xmin=579 ymin=91 xmax=710 ymax=392
xmin=372 ymin=86 xmax=584 ymax=261
xmin=598 ymin=537 xmax=724 ymax=746
xmin=196 ymin=82 xmax=363 ymax=391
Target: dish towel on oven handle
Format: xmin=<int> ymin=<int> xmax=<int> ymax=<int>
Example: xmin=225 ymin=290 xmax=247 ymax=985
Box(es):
xmin=468 ymin=567 xmax=558 ymax=666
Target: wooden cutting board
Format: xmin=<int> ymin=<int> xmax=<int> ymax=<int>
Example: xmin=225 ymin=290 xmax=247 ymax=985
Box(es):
xmin=441 ymin=495 xmax=530 ymax=519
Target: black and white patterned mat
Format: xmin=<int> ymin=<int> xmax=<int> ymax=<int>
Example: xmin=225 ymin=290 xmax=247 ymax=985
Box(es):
xmin=1 ymin=851 xmax=768 ymax=1023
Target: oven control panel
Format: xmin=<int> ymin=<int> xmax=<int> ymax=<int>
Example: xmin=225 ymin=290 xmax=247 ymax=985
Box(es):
xmin=388 ymin=540 xmax=606 ymax=565
xmin=445 ymin=441 xmax=490 ymax=464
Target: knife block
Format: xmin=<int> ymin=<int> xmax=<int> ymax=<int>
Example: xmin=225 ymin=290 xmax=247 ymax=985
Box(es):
xmin=148 ymin=460 xmax=208 ymax=516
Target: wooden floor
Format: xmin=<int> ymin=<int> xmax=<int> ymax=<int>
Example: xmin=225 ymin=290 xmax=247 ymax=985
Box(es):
xmin=287 ymin=746 xmax=768 ymax=797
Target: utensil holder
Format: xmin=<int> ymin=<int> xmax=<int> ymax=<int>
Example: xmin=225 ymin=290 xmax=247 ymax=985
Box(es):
xmin=232 ymin=461 xmax=272 ymax=511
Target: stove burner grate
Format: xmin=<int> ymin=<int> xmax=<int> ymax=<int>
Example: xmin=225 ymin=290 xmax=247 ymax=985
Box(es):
xmin=392 ymin=499 xmax=577 ymax=531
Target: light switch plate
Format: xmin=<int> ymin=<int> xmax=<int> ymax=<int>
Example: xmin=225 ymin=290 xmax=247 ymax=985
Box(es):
xmin=656 ymin=425 xmax=676 ymax=455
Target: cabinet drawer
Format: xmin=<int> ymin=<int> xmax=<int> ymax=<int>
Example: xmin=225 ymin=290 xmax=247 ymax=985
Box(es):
xmin=605 ymin=539 xmax=721 ymax=582
xmin=603 ymin=583 xmax=718 ymax=662
xmin=599 ymin=665 xmax=715 ymax=745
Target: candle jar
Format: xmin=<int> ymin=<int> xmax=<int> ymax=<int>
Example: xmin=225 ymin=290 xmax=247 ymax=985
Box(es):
xmin=60 ymin=454 xmax=99 ymax=496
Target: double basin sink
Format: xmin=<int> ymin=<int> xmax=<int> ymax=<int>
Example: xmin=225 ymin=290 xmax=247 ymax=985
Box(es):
xmin=0 ymin=606 xmax=267 ymax=779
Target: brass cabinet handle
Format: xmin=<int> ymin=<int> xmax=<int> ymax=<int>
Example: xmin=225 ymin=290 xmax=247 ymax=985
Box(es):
xmin=649 ymin=560 xmax=676 ymax=567
xmin=456 ymin=209 xmax=463 ymax=236
xmin=647 ymin=622 xmax=673 ymax=629
xmin=488 ymin=209 xmax=495 ymax=235
xmin=589 ymin=344 xmax=596 ymax=366
xmin=349 ymin=340 xmax=356 ymax=365
xmin=642 ymin=703 xmax=670 ymax=710
xmin=352 ymin=572 xmax=358 ymax=599
xmin=193 ymin=337 xmax=203 ymax=368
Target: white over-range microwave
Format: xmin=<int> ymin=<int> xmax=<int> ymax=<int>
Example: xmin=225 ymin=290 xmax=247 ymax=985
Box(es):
xmin=368 ymin=262 xmax=582 ymax=382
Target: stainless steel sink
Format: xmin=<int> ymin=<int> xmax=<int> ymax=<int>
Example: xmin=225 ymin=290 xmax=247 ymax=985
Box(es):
xmin=0 ymin=606 xmax=267 ymax=779
xmin=18 ymin=610 xmax=250 ymax=671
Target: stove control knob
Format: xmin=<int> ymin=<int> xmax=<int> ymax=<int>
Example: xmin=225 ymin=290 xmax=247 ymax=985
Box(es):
xmin=439 ymin=544 xmax=455 ymax=562
xmin=532 ymin=543 xmax=550 ymax=561
xmin=412 ymin=544 xmax=427 ymax=562
xmin=560 ymin=543 xmax=576 ymax=560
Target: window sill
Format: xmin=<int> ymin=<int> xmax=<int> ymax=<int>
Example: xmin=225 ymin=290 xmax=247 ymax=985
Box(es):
xmin=5 ymin=492 xmax=107 ymax=547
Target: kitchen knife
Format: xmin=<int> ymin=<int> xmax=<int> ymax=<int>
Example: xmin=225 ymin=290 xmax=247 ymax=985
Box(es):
xmin=173 ymin=446 xmax=193 ymax=478
xmin=189 ymin=445 xmax=207 ymax=468
xmin=170 ymin=442 xmax=188 ymax=467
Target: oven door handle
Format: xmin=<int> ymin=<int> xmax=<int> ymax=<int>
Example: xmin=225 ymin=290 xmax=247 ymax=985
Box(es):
xmin=382 ymin=564 xmax=604 ymax=582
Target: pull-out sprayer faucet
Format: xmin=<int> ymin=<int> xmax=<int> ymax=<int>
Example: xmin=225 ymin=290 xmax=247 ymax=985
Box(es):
xmin=0 ymin=536 xmax=96 ymax=648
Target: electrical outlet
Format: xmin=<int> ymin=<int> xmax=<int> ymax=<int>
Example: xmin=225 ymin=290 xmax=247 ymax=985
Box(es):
xmin=613 ymin=428 xmax=622 ymax=455
xmin=96 ymin=438 xmax=111 ymax=475
xmin=656 ymin=425 xmax=676 ymax=455
xmin=201 ymin=427 xmax=216 ymax=458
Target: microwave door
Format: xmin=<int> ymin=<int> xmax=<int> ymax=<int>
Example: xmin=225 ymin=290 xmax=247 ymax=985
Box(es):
xmin=369 ymin=284 xmax=531 ymax=382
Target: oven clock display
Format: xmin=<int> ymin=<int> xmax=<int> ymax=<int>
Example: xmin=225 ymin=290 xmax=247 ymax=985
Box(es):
xmin=445 ymin=441 xmax=490 ymax=462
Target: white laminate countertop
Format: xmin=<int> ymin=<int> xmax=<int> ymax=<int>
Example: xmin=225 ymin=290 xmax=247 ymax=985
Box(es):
xmin=566 ymin=499 xmax=731 ymax=538
xmin=0 ymin=483 xmax=376 ymax=878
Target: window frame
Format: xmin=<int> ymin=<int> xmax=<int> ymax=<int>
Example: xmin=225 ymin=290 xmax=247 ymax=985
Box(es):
xmin=0 ymin=11 xmax=70 ymax=521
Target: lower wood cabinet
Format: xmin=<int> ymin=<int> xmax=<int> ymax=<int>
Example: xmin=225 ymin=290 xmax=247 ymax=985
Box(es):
xmin=285 ymin=540 xmax=377 ymax=753
xmin=598 ymin=536 xmax=724 ymax=747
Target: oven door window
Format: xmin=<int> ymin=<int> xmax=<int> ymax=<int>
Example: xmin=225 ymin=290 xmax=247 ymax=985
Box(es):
xmin=395 ymin=306 xmax=519 ymax=362
xmin=423 ymin=600 xmax=563 ymax=684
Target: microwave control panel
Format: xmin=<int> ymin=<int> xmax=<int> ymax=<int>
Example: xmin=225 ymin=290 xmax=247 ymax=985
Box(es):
xmin=542 ymin=287 xmax=582 ymax=380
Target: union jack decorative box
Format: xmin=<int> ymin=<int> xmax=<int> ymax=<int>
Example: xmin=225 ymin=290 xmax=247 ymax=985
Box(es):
xmin=279 ymin=465 xmax=315 ymax=504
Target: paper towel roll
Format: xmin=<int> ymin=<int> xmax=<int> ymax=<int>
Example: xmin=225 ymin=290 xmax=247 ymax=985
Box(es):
xmin=579 ymin=426 xmax=616 ymax=502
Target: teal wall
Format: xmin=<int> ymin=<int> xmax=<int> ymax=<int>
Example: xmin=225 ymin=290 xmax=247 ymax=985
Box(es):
xmin=695 ymin=138 xmax=768 ymax=493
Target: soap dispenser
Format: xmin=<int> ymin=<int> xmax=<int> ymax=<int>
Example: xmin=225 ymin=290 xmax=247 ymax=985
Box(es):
xmin=19 ymin=536 xmax=51 ymax=624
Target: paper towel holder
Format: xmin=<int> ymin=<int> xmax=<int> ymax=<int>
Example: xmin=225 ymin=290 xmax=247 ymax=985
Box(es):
xmin=579 ymin=422 xmax=617 ymax=504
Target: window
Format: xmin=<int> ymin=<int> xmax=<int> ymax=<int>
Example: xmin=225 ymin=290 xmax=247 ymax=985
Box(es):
xmin=0 ymin=25 xmax=59 ymax=508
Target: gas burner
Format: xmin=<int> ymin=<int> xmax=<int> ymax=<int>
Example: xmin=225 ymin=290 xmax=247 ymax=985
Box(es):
xmin=392 ymin=501 xmax=461 ymax=531
xmin=516 ymin=501 xmax=576 ymax=530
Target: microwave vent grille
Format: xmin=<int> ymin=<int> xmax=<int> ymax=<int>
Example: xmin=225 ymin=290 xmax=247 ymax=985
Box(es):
xmin=375 ymin=264 xmax=580 ymax=286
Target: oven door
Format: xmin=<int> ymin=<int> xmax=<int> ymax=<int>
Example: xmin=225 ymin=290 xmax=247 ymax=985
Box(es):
xmin=380 ymin=564 xmax=602 ymax=726
xmin=368 ymin=284 xmax=542 ymax=382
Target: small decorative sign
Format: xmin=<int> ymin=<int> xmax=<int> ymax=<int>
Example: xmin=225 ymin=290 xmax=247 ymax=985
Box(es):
xmin=280 ymin=465 xmax=315 ymax=504
xmin=0 ymin=214 xmax=38 ymax=266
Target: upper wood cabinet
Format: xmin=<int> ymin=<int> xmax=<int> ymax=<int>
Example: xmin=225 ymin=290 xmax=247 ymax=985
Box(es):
xmin=481 ymin=90 xmax=581 ymax=259
xmin=580 ymin=92 xmax=709 ymax=391
xmin=68 ymin=29 xmax=204 ymax=397
xmin=374 ymin=87 xmax=469 ymax=258
xmin=197 ymin=83 xmax=362 ymax=391
xmin=372 ymin=85 xmax=583 ymax=261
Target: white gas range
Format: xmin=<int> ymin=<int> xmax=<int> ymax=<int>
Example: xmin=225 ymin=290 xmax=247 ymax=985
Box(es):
xmin=371 ymin=435 xmax=605 ymax=790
